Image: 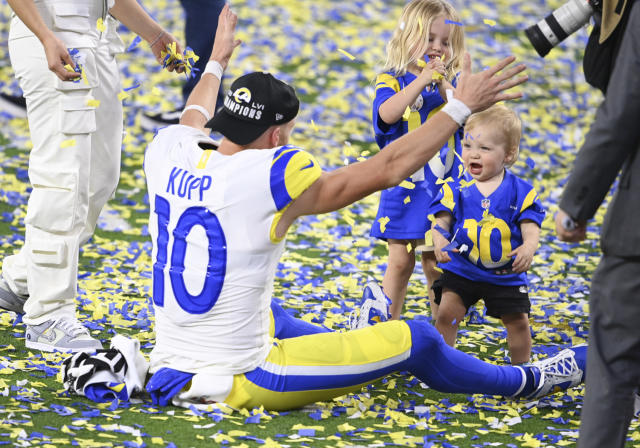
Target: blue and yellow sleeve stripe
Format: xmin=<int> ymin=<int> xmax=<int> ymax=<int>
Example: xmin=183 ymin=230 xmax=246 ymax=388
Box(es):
xmin=269 ymin=145 xmax=322 ymax=242
xmin=375 ymin=73 xmax=400 ymax=94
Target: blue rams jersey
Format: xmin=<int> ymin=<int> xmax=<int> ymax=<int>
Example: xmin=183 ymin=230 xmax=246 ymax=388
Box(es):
xmin=372 ymin=70 xmax=463 ymax=180
xmin=429 ymin=170 xmax=545 ymax=286
xmin=370 ymin=71 xmax=463 ymax=239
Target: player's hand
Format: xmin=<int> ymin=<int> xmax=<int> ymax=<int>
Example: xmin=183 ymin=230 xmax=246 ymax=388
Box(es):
xmin=42 ymin=34 xmax=81 ymax=82
xmin=150 ymin=31 xmax=185 ymax=73
xmin=454 ymin=53 xmax=528 ymax=113
xmin=555 ymin=208 xmax=587 ymax=242
xmin=209 ymin=4 xmax=242 ymax=68
xmin=509 ymin=243 xmax=535 ymax=273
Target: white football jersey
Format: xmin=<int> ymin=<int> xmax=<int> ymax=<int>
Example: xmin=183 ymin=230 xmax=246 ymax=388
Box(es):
xmin=144 ymin=125 xmax=321 ymax=375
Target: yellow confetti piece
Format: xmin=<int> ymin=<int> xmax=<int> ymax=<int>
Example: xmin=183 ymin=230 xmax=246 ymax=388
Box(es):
xmin=118 ymin=91 xmax=129 ymax=101
xmin=96 ymin=17 xmax=106 ymax=32
xmin=399 ymin=180 xmax=415 ymax=189
xmin=484 ymin=18 xmax=497 ymax=26
xmin=418 ymin=17 xmax=423 ymax=34
xmin=310 ymin=120 xmax=319 ymax=132
xmin=406 ymin=242 xmax=412 ymax=253
xmin=417 ymin=59 xmax=427 ymax=68
xmin=64 ymin=64 xmax=75 ymax=73
xmin=337 ymin=423 xmax=356 ymax=432
xmin=403 ymin=196 xmax=411 ymax=204
xmin=86 ymin=99 xmax=101 ymax=108
xmin=60 ymin=139 xmax=76 ymax=148
xmin=402 ymin=106 xmax=411 ymax=120
xmin=432 ymin=71 xmax=444 ymax=81
xmin=337 ymin=48 xmax=356 ymax=60
xmin=459 ymin=178 xmax=476 ymax=188
xmin=436 ymin=176 xmax=453 ymax=185
xmin=81 ymin=66 xmax=89 ymax=85
xmin=378 ymin=216 xmax=390 ymax=233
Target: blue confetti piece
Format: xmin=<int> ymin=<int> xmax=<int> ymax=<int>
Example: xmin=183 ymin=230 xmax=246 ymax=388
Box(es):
xmin=126 ymin=36 xmax=142 ymax=52
xmin=298 ymin=429 xmax=315 ymax=436
xmin=123 ymin=83 xmax=141 ymax=92
xmin=444 ymin=19 xmax=463 ymax=26
xmin=245 ymin=414 xmax=261 ymax=424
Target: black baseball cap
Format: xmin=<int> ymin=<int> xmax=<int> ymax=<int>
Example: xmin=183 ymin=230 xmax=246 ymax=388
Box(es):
xmin=206 ymin=72 xmax=299 ymax=145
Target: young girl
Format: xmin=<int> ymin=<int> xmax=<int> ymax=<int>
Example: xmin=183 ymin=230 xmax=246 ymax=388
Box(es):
xmin=370 ymin=0 xmax=465 ymax=320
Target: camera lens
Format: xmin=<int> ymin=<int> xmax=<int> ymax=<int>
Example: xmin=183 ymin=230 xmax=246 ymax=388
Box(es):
xmin=525 ymin=24 xmax=554 ymax=57
xmin=524 ymin=0 xmax=594 ymax=58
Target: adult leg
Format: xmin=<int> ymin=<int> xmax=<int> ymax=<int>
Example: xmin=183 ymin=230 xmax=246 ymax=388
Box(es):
xmin=223 ymin=320 xmax=530 ymax=411
xmin=4 ymin=37 xmax=96 ymax=324
xmin=502 ymin=312 xmax=532 ymax=364
xmin=421 ymin=250 xmax=440 ymax=319
xmin=382 ymin=239 xmax=416 ymax=320
xmin=434 ymin=289 xmax=466 ymax=346
xmin=179 ymin=0 xmax=226 ymax=106
xmin=78 ymin=37 xmax=123 ymax=246
xmin=578 ymin=255 xmax=640 ymax=448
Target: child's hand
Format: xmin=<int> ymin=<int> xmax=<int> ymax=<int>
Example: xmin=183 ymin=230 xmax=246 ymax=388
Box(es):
xmin=432 ymin=230 xmax=453 ymax=263
xmin=417 ymin=58 xmax=446 ymax=84
xmin=509 ymin=242 xmax=536 ymax=273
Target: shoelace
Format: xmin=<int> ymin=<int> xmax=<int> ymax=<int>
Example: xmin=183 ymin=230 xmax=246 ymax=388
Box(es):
xmin=542 ymin=350 xmax=578 ymax=378
xmin=53 ymin=318 xmax=90 ymax=338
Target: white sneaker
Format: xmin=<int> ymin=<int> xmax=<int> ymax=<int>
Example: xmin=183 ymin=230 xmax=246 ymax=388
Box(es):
xmin=349 ymin=278 xmax=392 ymax=330
xmin=0 ymin=276 xmax=28 ymax=314
xmin=25 ymin=317 xmax=102 ymax=353
xmin=526 ymin=344 xmax=587 ymax=400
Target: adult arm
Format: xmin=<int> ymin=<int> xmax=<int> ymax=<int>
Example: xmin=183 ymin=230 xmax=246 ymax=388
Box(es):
xmin=6 ymin=0 xmax=80 ymax=81
xmin=179 ymin=5 xmax=240 ymax=130
xmin=274 ymin=54 xmax=527 ymax=238
xmin=557 ymin=11 xmax=640 ymax=241
xmin=109 ymin=0 xmax=183 ymax=71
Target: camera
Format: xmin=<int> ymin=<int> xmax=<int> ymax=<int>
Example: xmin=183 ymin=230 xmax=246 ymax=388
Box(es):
xmin=525 ymin=0 xmax=602 ymax=57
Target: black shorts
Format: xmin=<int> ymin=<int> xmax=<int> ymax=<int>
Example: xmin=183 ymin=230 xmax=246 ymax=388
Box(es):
xmin=432 ymin=270 xmax=530 ymax=319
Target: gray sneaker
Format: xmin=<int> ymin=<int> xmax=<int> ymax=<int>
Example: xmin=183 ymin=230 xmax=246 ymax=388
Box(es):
xmin=0 ymin=276 xmax=28 ymax=314
xmin=25 ymin=318 xmax=102 ymax=353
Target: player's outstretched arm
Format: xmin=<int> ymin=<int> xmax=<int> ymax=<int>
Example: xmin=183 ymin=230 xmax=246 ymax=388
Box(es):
xmin=279 ymin=55 xmax=527 ymax=233
xmin=180 ymin=4 xmax=241 ymax=130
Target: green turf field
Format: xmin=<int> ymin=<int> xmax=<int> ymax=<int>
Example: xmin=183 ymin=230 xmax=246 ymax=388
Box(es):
xmin=1 ymin=0 xmax=638 ymax=446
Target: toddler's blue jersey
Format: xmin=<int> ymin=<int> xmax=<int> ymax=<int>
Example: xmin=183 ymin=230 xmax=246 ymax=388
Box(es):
xmin=429 ymin=170 xmax=545 ymax=285
xmin=370 ymin=71 xmax=463 ymax=239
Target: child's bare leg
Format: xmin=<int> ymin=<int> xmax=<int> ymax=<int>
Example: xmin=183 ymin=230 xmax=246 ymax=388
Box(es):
xmin=434 ymin=290 xmax=466 ymax=346
xmin=382 ymin=239 xmax=416 ymax=320
xmin=421 ymin=250 xmax=440 ymax=320
xmin=502 ymin=312 xmax=532 ymax=364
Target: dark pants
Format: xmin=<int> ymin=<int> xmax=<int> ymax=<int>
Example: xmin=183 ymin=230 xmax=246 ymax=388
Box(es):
xmin=179 ymin=0 xmax=226 ymax=107
xmin=578 ymin=255 xmax=640 ymax=447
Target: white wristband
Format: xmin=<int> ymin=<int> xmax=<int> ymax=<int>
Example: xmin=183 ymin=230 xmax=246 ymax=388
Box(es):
xmin=203 ymin=60 xmax=224 ymax=80
xmin=442 ymin=97 xmax=471 ymax=126
xmin=180 ymin=104 xmax=211 ymax=122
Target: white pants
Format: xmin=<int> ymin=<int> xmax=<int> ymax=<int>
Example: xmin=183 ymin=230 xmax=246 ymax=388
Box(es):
xmin=3 ymin=7 xmax=123 ymax=325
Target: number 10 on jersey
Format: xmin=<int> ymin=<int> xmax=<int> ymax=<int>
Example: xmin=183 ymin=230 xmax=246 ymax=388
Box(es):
xmin=153 ymin=194 xmax=227 ymax=314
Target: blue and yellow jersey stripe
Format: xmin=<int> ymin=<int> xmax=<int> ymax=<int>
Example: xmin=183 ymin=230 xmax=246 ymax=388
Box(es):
xmin=269 ymin=145 xmax=322 ymax=242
